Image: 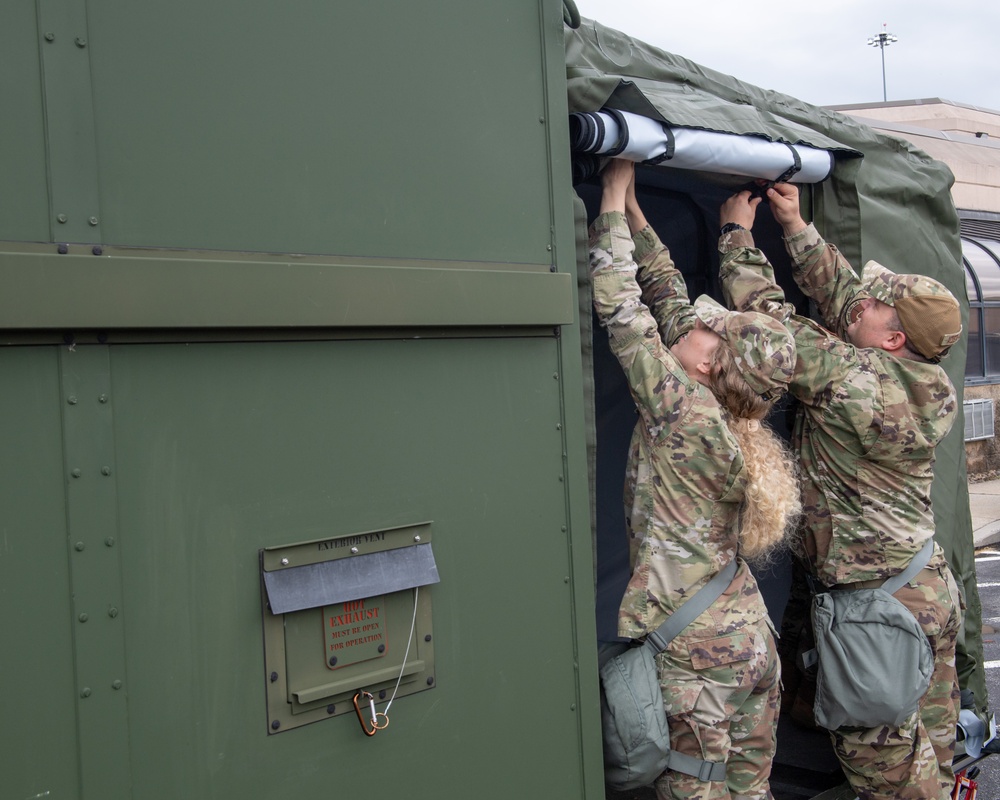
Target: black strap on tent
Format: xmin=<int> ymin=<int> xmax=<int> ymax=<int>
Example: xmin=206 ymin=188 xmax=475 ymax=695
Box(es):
xmin=601 ymin=108 xmax=630 ymax=156
xmin=775 ymin=143 xmax=802 ymax=183
xmin=643 ymin=124 xmax=675 ymax=165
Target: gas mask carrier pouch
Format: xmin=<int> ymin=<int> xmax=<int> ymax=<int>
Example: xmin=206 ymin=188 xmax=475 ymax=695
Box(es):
xmin=599 ymin=559 xmax=736 ymax=791
xmin=806 ymin=539 xmax=934 ymax=731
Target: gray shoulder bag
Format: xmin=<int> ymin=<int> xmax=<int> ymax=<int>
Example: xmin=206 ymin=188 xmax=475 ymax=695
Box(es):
xmin=599 ymin=558 xmax=736 ymax=791
xmin=805 ymin=539 xmax=935 ymax=730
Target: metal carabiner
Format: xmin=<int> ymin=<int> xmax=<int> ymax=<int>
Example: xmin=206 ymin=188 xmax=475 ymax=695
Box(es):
xmin=353 ymin=691 xmax=378 ymax=737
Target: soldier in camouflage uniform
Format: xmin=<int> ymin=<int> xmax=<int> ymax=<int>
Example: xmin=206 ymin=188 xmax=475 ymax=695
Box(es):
xmin=717 ymin=182 xmax=964 ymax=800
xmin=591 ymin=159 xmax=801 ymax=800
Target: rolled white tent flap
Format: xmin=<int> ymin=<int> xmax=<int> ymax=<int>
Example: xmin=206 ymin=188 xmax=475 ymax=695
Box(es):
xmin=569 ymin=109 xmax=834 ymax=183
xmin=670 ymin=127 xmax=832 ymax=183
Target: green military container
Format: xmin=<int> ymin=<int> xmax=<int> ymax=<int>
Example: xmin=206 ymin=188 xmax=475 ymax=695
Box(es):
xmin=0 ymin=2 xmax=988 ymax=798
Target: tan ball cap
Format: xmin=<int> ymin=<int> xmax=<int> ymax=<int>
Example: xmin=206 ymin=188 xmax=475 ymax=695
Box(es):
xmin=861 ymin=261 xmax=962 ymax=361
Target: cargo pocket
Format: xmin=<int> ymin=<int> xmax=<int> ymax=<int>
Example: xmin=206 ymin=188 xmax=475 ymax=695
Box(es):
xmin=689 ymin=631 xmax=754 ymax=672
xmin=690 ymin=631 xmax=757 ymax=719
xmin=655 ymin=647 xmax=704 ymax=718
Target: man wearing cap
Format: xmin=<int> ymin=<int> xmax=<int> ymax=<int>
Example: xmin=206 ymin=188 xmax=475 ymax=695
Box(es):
xmin=592 ymin=159 xmax=802 ymax=799
xmin=717 ymin=181 xmax=963 ymax=800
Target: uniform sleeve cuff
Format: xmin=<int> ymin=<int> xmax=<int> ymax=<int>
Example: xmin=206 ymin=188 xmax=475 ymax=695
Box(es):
xmin=718 ymin=227 xmax=755 ymax=253
xmin=783 ymin=222 xmax=822 ymax=260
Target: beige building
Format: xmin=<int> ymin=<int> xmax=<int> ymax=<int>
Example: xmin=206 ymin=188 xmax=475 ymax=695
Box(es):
xmin=830 ymin=99 xmax=1000 ymax=476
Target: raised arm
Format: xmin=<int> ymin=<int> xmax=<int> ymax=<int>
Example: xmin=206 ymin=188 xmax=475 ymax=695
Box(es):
xmin=765 ymin=183 xmax=867 ymax=336
xmin=717 ymin=189 xmax=795 ymax=323
xmin=624 ymin=174 xmax=697 ymax=344
xmin=717 ymin=187 xmax=864 ymax=411
xmin=590 ymin=160 xmax=692 ymax=426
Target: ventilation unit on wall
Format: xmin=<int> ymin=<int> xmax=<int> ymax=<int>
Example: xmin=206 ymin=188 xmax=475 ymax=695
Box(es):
xmin=965 ymin=398 xmax=996 ymax=442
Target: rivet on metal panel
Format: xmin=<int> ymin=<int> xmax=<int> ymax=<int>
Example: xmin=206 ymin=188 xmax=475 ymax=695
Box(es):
xmin=88 ymin=216 xmax=99 ymax=226
xmin=556 ymin=423 xmax=562 ymax=430
xmin=108 ymin=607 xmax=118 ymax=618
xmin=426 ymin=677 xmax=434 ymax=686
xmin=553 ymin=373 xmax=559 ymax=380
xmin=44 ymin=32 xmax=55 ymax=42
xmin=78 ymin=613 xmax=88 ymax=623
xmin=270 ymin=671 xmax=278 ymax=683
xmin=326 ymin=705 xmax=336 ymax=715
xmin=413 ymin=535 xmax=421 ymax=543
xmin=377 ymin=645 xmax=385 ymax=653
xmin=271 ymin=720 xmax=280 ymax=730
xmin=379 ymin=690 xmax=386 ymax=700
xmin=539 ymin=117 xmax=545 ymax=124
xmin=424 ymin=634 xmax=432 ymax=642
xmin=75 ymin=541 xmax=85 ymax=551
xmin=58 ymin=244 xmax=69 ymax=254
xmin=558 ymin=475 xmax=564 ymax=482
xmin=280 ymin=558 xmax=289 ymax=566
xmin=71 ymin=468 xmax=82 ymax=478
xmin=546 ymin=244 xmax=552 ymax=251
xmin=112 ymin=680 xmax=122 ymax=690
xmin=550 ymin=265 xmax=557 ymax=272
xmin=68 ymin=396 xmax=78 ymax=405
xmin=56 ymin=214 xmax=67 ymax=223
xmin=350 ymin=547 xmax=359 ymax=554
xmin=564 ymin=577 xmax=570 ymax=583
xmin=101 ymin=466 xmax=111 ymax=476
xmin=92 ymin=246 xmax=103 ymax=256
xmin=80 ymin=688 xmax=91 ymax=698
xmin=105 ymin=537 xmax=115 ymax=547
xmin=75 ymin=37 xmax=86 ymax=48
xmin=329 ymin=657 xmax=338 ymax=667
xmin=98 ymin=394 xmax=108 ymax=403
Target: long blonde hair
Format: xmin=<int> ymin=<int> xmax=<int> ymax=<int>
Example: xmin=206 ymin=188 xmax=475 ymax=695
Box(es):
xmin=708 ymin=344 xmax=801 ymax=561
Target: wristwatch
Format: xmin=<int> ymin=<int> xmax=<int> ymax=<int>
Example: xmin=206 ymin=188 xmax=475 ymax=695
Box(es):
xmin=720 ymin=222 xmax=746 ymax=236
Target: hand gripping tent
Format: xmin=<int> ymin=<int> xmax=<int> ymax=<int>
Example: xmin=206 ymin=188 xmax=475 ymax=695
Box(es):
xmin=563 ymin=13 xmax=985 ymax=770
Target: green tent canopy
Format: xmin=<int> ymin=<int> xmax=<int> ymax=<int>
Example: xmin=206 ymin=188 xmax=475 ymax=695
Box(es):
xmin=565 ymin=16 xmax=986 ymax=729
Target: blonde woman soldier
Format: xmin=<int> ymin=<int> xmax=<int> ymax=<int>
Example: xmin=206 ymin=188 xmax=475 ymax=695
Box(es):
xmin=590 ymin=158 xmax=801 ymax=800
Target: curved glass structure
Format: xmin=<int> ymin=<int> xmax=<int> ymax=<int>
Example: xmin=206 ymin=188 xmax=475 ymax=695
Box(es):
xmin=963 ymin=235 xmax=1000 ymax=382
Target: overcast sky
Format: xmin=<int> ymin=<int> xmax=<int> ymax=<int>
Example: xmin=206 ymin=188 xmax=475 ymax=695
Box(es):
xmin=571 ymin=0 xmax=1000 ymax=112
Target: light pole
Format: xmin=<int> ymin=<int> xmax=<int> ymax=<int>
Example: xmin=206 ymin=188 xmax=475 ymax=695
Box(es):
xmin=867 ymin=23 xmax=898 ymax=102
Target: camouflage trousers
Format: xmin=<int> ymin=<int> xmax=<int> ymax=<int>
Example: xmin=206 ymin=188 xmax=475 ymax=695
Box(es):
xmin=654 ymin=617 xmax=780 ymax=800
xmin=831 ymin=563 xmax=962 ymax=800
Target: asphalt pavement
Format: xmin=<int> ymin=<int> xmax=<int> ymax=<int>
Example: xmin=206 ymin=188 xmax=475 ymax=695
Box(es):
xmin=970 ymin=478 xmax=1000 ymax=799
xmin=972 ymin=478 xmax=1000 ymax=549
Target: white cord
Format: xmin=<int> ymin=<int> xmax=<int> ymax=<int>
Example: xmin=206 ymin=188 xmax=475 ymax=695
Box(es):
xmin=380 ymin=585 xmax=419 ymax=718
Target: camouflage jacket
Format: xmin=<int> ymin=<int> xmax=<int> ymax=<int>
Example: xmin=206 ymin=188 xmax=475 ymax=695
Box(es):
xmin=719 ymin=224 xmax=957 ymax=586
xmin=590 ymin=210 xmax=768 ymax=641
